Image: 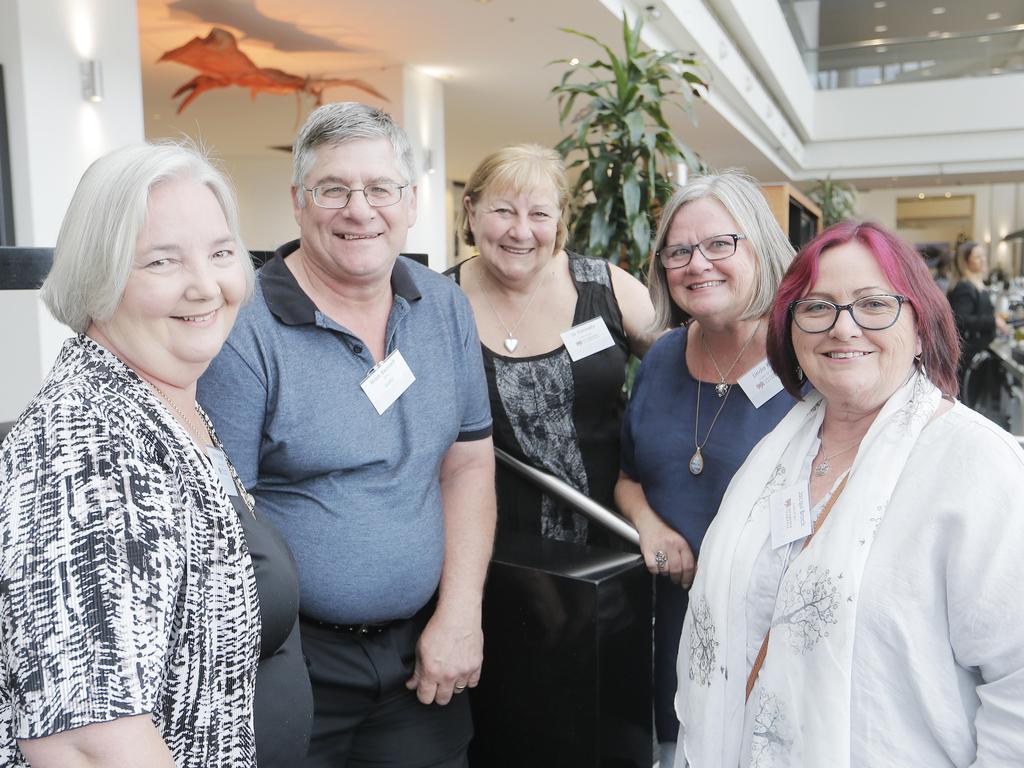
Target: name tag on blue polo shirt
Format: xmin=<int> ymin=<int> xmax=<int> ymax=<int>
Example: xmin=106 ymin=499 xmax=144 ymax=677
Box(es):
xmin=360 ymin=349 xmax=416 ymax=415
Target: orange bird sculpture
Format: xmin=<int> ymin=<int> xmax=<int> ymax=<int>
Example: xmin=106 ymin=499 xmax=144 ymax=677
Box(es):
xmin=158 ymin=27 xmax=388 ymax=114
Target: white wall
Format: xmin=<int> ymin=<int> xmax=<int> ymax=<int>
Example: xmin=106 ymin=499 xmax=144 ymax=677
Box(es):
xmin=402 ymin=68 xmax=447 ymax=271
xmin=220 ymin=152 xmax=296 ymax=251
xmin=0 ymin=0 xmax=145 ymax=421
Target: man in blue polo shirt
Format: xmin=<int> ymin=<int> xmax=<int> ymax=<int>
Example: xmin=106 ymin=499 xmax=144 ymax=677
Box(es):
xmin=198 ymin=102 xmax=496 ymax=767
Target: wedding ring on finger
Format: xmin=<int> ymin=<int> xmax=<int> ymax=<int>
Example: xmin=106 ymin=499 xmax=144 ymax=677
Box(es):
xmin=654 ymin=550 xmax=668 ymax=572
xmin=454 ymin=683 xmax=467 ymax=693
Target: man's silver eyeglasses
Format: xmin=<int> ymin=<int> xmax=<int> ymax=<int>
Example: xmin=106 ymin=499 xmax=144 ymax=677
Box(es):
xmin=790 ymin=294 xmax=908 ymax=333
xmin=657 ymin=234 xmax=746 ymax=269
xmin=306 ymin=182 xmax=408 ymax=209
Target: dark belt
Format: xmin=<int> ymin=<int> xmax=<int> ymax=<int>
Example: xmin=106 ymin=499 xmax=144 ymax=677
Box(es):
xmin=301 ymin=615 xmax=396 ymax=635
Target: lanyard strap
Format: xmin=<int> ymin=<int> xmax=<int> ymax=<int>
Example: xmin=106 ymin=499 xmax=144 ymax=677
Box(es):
xmin=745 ymin=472 xmax=850 ymax=702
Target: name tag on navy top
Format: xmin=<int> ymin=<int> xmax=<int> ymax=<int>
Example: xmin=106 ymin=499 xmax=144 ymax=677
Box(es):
xmin=206 ymin=446 xmax=239 ymax=498
xmin=361 ymin=349 xmax=416 ymax=415
xmin=769 ymin=485 xmax=811 ymax=549
xmin=561 ymin=317 xmax=616 ymax=361
xmin=737 ymin=358 xmax=785 ymax=408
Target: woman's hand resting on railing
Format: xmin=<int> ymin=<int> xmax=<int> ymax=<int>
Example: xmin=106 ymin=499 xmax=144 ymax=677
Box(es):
xmin=614 ymin=472 xmax=696 ymax=588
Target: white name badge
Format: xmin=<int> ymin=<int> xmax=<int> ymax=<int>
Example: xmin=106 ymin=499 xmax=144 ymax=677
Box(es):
xmin=737 ymin=358 xmax=785 ymax=408
xmin=769 ymin=485 xmax=812 ymax=550
xmin=360 ymin=349 xmax=416 ymax=415
xmin=206 ymin=446 xmax=239 ymax=498
xmin=560 ymin=317 xmax=616 ymax=362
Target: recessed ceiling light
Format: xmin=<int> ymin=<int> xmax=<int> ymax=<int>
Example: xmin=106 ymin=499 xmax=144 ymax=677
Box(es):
xmin=987 ymin=12 xmax=1002 ymax=21
xmin=875 ymin=25 xmax=888 ymax=32
xmin=940 ymin=32 xmax=952 ymax=38
xmin=874 ymin=0 xmax=887 ymax=6
xmin=945 ymin=192 xmax=952 ymax=198
xmin=918 ymin=193 xmax=926 ymax=199
xmin=569 ymin=57 xmax=580 ymax=66
xmin=932 ymin=7 xmax=946 ymax=14
xmin=876 ymin=45 xmax=889 ymax=52
xmin=978 ymin=35 xmax=992 ymax=42
xmin=928 ymin=30 xmax=941 ymax=37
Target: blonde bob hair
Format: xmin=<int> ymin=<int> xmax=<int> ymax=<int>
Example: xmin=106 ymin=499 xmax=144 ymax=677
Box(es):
xmin=647 ymin=170 xmax=794 ymax=330
xmin=42 ymin=140 xmax=252 ymax=334
xmin=460 ymin=144 xmax=571 ymax=253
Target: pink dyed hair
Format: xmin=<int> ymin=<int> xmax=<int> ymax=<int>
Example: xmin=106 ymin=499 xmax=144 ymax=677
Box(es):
xmin=767 ymin=220 xmax=960 ymax=398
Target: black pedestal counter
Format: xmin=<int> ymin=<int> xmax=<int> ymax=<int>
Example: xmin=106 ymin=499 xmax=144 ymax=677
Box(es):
xmin=469 ymin=532 xmax=653 ymax=767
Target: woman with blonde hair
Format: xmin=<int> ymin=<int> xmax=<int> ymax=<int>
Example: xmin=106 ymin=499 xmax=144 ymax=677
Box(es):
xmin=449 ymin=143 xmax=655 ymax=546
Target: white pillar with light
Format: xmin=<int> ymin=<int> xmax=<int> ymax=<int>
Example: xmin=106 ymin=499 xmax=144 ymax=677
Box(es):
xmin=0 ymin=0 xmax=145 ymax=421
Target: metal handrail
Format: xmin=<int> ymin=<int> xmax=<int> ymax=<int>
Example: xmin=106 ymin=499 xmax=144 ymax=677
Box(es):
xmin=494 ymin=448 xmax=640 ymax=547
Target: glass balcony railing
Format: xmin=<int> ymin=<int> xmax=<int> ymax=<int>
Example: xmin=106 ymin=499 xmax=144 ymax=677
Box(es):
xmin=812 ymin=27 xmax=1024 ymax=89
xmin=776 ymin=0 xmax=1024 ymax=90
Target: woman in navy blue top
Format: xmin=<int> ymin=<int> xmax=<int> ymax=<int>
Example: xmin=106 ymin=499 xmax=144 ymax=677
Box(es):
xmin=616 ymin=171 xmax=798 ymax=767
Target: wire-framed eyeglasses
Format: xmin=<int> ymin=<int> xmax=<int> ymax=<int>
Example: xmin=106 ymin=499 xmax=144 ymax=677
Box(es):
xmin=306 ymin=182 xmax=408 ymax=209
xmin=790 ymin=294 xmax=909 ymax=333
xmin=657 ymin=234 xmax=746 ymax=269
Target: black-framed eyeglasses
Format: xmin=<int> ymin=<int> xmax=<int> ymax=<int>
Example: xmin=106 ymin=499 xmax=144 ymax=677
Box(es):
xmin=657 ymin=234 xmax=746 ymax=269
xmin=306 ymin=182 xmax=408 ymax=209
xmin=790 ymin=294 xmax=909 ymax=333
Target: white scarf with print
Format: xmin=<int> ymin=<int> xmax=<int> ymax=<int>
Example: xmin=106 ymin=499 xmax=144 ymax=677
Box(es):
xmin=674 ymin=371 xmax=941 ymax=768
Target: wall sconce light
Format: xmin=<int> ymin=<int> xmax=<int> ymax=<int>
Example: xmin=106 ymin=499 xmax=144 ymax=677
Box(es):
xmin=675 ymin=162 xmax=689 ymax=187
xmin=80 ymin=60 xmax=103 ymax=102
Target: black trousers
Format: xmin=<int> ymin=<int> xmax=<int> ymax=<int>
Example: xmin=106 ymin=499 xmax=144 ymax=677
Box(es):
xmin=300 ymin=607 xmax=472 ymax=768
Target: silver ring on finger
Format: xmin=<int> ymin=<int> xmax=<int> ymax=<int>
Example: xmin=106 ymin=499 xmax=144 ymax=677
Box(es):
xmin=654 ymin=550 xmax=668 ymax=572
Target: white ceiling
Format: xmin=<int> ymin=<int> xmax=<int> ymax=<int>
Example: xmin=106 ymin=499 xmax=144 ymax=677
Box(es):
xmin=137 ymin=0 xmax=785 ymax=184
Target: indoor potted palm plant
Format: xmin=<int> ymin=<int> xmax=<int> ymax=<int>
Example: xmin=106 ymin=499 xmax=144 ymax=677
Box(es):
xmin=551 ymin=13 xmax=708 ymax=276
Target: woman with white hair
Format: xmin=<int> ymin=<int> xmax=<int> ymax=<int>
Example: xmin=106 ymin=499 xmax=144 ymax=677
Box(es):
xmin=614 ymin=170 xmax=799 ymax=767
xmin=0 ymin=141 xmax=311 ymax=767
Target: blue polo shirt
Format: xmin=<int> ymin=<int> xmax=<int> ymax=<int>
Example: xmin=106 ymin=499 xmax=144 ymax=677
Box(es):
xmin=198 ymin=241 xmax=492 ymax=624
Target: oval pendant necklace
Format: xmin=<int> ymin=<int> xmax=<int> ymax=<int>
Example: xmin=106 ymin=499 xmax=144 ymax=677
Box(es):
xmin=690 ymin=376 xmax=733 ymax=475
xmin=689 ymin=324 xmax=758 ymax=475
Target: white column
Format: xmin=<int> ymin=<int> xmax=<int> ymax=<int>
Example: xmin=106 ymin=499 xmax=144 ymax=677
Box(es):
xmin=0 ymin=0 xmax=145 ymax=421
xmin=401 ymin=67 xmax=448 ymax=272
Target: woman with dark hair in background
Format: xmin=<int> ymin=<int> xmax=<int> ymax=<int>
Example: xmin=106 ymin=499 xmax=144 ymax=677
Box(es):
xmin=948 ymin=240 xmax=1008 ymax=396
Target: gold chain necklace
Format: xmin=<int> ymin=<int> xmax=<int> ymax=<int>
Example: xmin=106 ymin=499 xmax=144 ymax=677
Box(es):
xmin=700 ymin=320 xmax=762 ymax=397
xmin=145 ymin=381 xmax=257 ymax=518
xmin=476 ymin=263 xmax=550 ymax=354
xmin=147 ymin=381 xmax=208 ymax=445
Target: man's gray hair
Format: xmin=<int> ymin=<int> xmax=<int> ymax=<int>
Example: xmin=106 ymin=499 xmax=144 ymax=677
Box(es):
xmin=648 ymin=170 xmax=795 ymax=330
xmin=41 ymin=140 xmax=253 ymax=334
xmin=292 ymin=102 xmax=416 ymax=207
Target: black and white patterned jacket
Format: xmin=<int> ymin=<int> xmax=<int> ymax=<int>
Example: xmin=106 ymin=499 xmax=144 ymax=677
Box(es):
xmin=0 ymin=335 xmax=260 ymax=766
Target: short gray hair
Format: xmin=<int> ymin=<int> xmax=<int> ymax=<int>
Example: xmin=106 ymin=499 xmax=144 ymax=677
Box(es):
xmin=292 ymin=102 xmax=415 ymax=206
xmin=42 ymin=140 xmax=252 ymax=334
xmin=648 ymin=170 xmax=795 ymax=329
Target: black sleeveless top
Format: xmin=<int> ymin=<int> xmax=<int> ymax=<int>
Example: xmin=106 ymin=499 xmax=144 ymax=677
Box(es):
xmin=448 ymin=254 xmax=630 ymax=547
xmin=227 ymin=488 xmax=313 ymax=766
